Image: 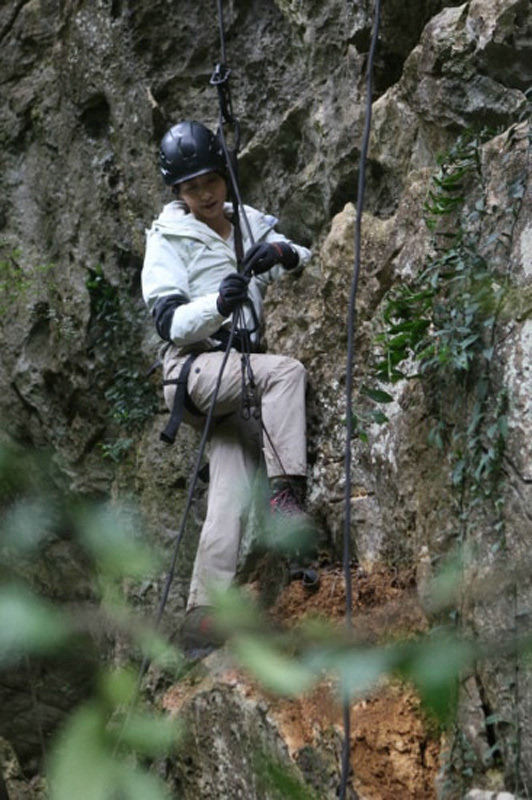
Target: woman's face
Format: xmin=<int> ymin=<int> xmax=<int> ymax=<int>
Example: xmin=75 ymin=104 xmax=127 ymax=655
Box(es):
xmin=178 ymin=171 xmax=228 ymax=227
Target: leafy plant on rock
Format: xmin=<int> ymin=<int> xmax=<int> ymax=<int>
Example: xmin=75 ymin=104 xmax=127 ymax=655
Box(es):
xmin=361 ymin=123 xmax=531 ymax=796
xmin=366 ymin=128 xmax=512 ymax=521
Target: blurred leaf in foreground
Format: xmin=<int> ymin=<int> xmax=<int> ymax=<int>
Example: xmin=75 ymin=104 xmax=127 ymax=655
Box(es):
xmin=0 ymin=584 xmax=71 ymax=667
xmin=77 ymin=503 xmax=160 ymax=580
xmin=48 ymin=669 xmax=181 ymax=800
xmin=48 ymin=702 xmax=170 ymax=800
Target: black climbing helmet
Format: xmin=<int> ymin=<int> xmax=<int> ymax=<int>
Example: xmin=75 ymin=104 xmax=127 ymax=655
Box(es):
xmin=159 ymin=121 xmax=227 ymax=186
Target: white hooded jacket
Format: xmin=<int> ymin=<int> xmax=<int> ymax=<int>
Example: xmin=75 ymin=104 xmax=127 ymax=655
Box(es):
xmin=142 ymin=200 xmax=311 ymax=354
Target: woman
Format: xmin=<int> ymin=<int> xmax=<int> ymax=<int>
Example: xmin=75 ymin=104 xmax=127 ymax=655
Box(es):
xmin=142 ymin=120 xmax=313 ymax=655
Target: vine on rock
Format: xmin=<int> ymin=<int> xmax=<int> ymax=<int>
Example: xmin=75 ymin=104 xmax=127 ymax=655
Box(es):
xmin=366 ymin=128 xmax=511 ymax=536
xmin=360 ymin=125 xmax=531 ymax=796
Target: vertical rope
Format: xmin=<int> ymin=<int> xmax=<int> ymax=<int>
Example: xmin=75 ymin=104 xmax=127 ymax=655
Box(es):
xmin=339 ymin=0 xmax=381 ymax=796
xmin=125 ymin=1 xmax=253 ymax=704
xmin=215 ymin=0 xmax=227 ymax=63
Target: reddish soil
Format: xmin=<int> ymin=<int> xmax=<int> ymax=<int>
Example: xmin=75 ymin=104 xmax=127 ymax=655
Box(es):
xmin=268 ymin=680 xmax=439 ymax=800
xmin=268 ymin=564 xmax=439 ymax=799
xmin=270 ymin=562 xmax=429 ymax=639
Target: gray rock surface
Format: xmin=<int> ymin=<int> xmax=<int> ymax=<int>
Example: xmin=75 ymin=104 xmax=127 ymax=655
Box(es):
xmin=0 ymin=0 xmax=530 ymax=796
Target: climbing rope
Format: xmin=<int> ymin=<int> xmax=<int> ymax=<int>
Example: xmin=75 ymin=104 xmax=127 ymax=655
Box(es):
xmin=339 ymin=0 xmax=381 ymax=797
xmin=211 ymin=6 xmax=384 ymax=798
xmin=131 ymin=0 xmax=275 ymax=693
xmin=212 ymin=0 xmax=254 ymax=256
xmin=125 ymin=6 xmax=382 ymax=796
xmin=212 ymin=2 xmax=301 ymax=488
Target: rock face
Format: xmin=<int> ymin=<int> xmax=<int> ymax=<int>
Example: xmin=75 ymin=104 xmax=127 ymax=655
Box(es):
xmin=0 ymin=0 xmax=531 ymax=796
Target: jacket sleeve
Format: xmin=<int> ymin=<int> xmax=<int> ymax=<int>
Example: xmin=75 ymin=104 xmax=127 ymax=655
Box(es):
xmin=142 ymin=229 xmax=226 ymax=346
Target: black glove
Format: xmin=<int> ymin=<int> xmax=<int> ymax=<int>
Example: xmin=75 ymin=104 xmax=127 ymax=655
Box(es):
xmin=242 ymin=241 xmax=299 ymax=276
xmin=216 ymin=272 xmax=249 ymax=317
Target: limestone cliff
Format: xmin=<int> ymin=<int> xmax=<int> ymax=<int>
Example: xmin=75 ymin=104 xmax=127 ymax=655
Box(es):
xmin=0 ymin=0 xmax=530 ymax=797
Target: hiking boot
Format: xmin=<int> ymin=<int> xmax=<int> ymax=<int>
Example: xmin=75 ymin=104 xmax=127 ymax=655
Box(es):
xmin=268 ymin=478 xmax=320 ymax=592
xmin=180 ymin=605 xmax=225 ymax=660
xmin=269 ymin=485 xmax=304 ymax=516
xmin=269 ymin=477 xmax=306 ymax=517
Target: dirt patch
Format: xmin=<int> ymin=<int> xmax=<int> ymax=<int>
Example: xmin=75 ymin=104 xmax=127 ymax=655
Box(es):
xmin=271 ymin=562 xmax=429 ymax=640
xmin=267 ymin=678 xmax=439 ymax=799
xmin=270 ymin=563 xmax=439 ymax=798
xmin=349 ymin=684 xmax=439 ymax=799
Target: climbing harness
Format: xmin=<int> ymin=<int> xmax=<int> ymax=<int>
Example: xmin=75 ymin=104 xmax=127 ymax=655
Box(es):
xmin=160 ymin=353 xmax=203 ymax=444
xmin=158 ymin=297 xmax=261 ymax=445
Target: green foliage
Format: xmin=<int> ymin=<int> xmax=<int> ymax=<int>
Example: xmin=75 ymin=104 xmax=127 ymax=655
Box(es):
xmin=364 ymin=128 xmax=512 ymax=514
xmin=85 ymin=266 xmax=159 ymax=460
xmin=78 ymin=503 xmax=159 ymax=581
xmin=375 ymin=129 xmax=501 ymax=383
xmin=0 ymin=584 xmax=70 ymax=668
xmin=48 ymin=669 xmax=180 ymax=800
xmin=1 ymin=443 xmax=532 ymax=798
xmin=0 ymin=442 xmax=181 ymax=798
xmin=235 ymin=633 xmax=316 ymax=695
xmin=352 ymin=385 xmax=396 ymax=440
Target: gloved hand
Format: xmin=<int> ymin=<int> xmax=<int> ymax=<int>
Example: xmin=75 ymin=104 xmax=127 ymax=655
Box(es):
xmin=242 ymin=241 xmax=299 ymax=276
xmin=216 ymin=272 xmax=249 ymax=317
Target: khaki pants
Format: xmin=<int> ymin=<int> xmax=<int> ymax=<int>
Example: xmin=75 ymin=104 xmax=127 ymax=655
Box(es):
xmin=163 ymin=350 xmax=308 ymax=610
